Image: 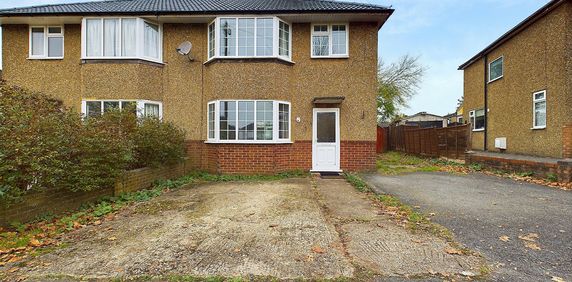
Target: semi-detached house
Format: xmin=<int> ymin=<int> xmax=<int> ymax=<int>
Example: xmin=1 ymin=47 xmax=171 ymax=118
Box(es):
xmin=0 ymin=0 xmax=393 ymax=174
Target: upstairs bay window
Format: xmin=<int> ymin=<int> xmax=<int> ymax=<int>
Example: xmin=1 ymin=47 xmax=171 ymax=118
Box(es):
xmin=207 ymin=100 xmax=291 ymax=143
xmin=29 ymin=26 xmax=64 ymax=59
xmin=82 ymin=18 xmax=162 ymax=62
xmin=207 ymin=17 xmax=291 ymax=61
xmin=311 ymin=24 xmax=348 ymax=58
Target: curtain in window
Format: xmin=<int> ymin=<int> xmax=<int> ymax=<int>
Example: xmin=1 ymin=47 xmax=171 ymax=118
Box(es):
xmin=103 ymin=19 xmax=120 ymax=57
xmin=144 ymin=22 xmax=159 ymax=59
xmin=279 ymin=103 xmax=289 ymax=139
xmin=332 ymin=25 xmax=347 ymax=55
xmin=144 ymin=103 xmax=160 ymax=117
xmin=312 ymin=36 xmax=329 ymax=56
xmin=86 ymin=19 xmax=102 ymax=57
xmin=47 ymin=37 xmax=63 ymax=57
xmin=121 ymin=19 xmax=137 ymax=57
xmin=31 ymin=28 xmax=44 ymax=56
xmin=534 ymin=100 xmax=546 ymax=127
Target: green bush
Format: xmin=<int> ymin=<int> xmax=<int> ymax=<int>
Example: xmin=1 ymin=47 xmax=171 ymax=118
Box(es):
xmin=0 ymin=82 xmax=187 ymax=204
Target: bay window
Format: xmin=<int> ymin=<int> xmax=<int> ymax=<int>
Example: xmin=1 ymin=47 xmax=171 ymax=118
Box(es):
xmin=207 ymin=17 xmax=291 ymax=61
xmin=29 ymin=26 xmax=64 ymax=59
xmin=311 ymin=24 xmax=348 ymax=58
xmin=81 ymin=100 xmax=162 ymax=119
xmin=207 ymin=100 xmax=291 ymax=143
xmin=82 ymin=18 xmax=162 ymax=62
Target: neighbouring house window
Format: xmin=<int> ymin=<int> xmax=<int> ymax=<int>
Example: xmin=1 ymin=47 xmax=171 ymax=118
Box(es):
xmin=311 ymin=23 xmax=348 ymax=58
xmin=83 ymin=18 xmax=162 ymax=62
xmin=207 ymin=100 xmax=291 ymax=143
xmin=29 ymin=26 xmax=64 ymax=59
xmin=207 ymin=17 xmax=291 ymax=60
xmin=82 ymin=100 xmax=162 ymax=119
xmin=533 ymin=90 xmax=546 ymax=129
xmin=488 ymin=56 xmax=503 ymax=82
xmin=469 ymin=109 xmax=485 ymax=131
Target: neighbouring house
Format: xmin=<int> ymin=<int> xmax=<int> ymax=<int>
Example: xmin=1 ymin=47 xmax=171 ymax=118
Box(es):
xmin=0 ymin=0 xmax=394 ymax=174
xmin=396 ymin=112 xmax=448 ymax=128
xmin=459 ymin=0 xmax=572 ymax=158
xmin=445 ymin=104 xmax=464 ymax=126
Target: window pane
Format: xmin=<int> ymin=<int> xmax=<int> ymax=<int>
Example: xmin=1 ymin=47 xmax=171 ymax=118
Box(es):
xmin=86 ymin=19 xmax=102 ymax=57
xmin=47 ymin=37 xmax=63 ymax=57
xmin=48 ymin=27 xmax=62 ymax=34
xmin=103 ymin=101 xmax=120 ymax=112
xmin=31 ymin=27 xmax=44 ymax=56
xmin=121 ymin=101 xmax=137 ymax=115
xmin=534 ymin=101 xmax=546 ymax=127
xmin=314 ymin=25 xmax=328 ymax=32
xmin=208 ymin=103 xmax=215 ymax=139
xmin=474 ymin=109 xmax=485 ymax=130
xmin=489 ymin=58 xmax=503 ymax=81
xmin=279 ymin=103 xmax=289 ymax=139
xmin=103 ymin=19 xmax=120 ymax=57
xmin=534 ymin=92 xmax=545 ymax=100
xmin=279 ymin=21 xmax=290 ymax=57
xmin=219 ymin=101 xmax=236 ymax=140
xmin=208 ymin=23 xmax=216 ymax=58
xmin=122 ymin=19 xmax=137 ymax=57
xmin=144 ymin=103 xmax=160 ymax=117
xmin=312 ymin=36 xmax=329 ymax=56
xmin=256 ymin=101 xmax=273 ymax=140
xmin=256 ymin=18 xmax=273 ymax=56
xmin=238 ymin=101 xmax=255 ymax=140
xmin=317 ymin=112 xmax=336 ymax=143
xmin=332 ymin=25 xmax=347 ymax=55
xmin=238 ymin=18 xmax=255 ymax=56
xmin=220 ymin=18 xmax=236 ymax=57
xmin=86 ymin=101 xmax=102 ymax=117
xmin=144 ymin=22 xmax=159 ymax=59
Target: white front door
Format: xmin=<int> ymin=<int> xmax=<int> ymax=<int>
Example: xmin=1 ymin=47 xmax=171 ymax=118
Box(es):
xmin=312 ymin=108 xmax=340 ymax=172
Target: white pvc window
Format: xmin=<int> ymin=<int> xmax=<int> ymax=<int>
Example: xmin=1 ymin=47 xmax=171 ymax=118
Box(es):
xmin=533 ymin=90 xmax=546 ymax=129
xmin=207 ymin=100 xmax=291 ymax=143
xmin=29 ymin=26 xmax=64 ymax=59
xmin=81 ymin=100 xmax=163 ymax=119
xmin=207 ymin=17 xmax=291 ymax=61
xmin=469 ymin=109 xmax=485 ymax=131
xmin=488 ymin=56 xmax=503 ymax=82
xmin=82 ymin=17 xmax=162 ymax=63
xmin=311 ymin=23 xmax=348 ymax=58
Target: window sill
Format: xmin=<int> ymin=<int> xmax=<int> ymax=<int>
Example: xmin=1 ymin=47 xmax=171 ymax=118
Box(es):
xmin=27 ymin=57 xmax=63 ymax=60
xmin=204 ymin=140 xmax=293 ymax=145
xmin=81 ymin=58 xmax=165 ymax=68
xmin=311 ymin=55 xmax=349 ymax=59
xmin=472 ymin=129 xmax=485 ymax=132
xmin=204 ymin=56 xmax=295 ymax=66
xmin=487 ymin=76 xmax=503 ymax=83
xmin=531 ymin=126 xmax=546 ymax=130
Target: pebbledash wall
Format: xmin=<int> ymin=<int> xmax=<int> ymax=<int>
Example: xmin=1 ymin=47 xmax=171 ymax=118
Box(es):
xmin=2 ymin=21 xmax=379 ymax=173
xmin=0 ymin=159 xmax=193 ymax=227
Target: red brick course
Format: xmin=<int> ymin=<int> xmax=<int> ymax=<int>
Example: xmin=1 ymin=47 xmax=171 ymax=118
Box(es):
xmin=563 ymin=124 xmax=572 ymax=158
xmin=186 ymin=140 xmax=376 ymax=174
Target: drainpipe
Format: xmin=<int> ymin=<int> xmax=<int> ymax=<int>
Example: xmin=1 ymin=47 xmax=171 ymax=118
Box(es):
xmin=483 ymin=55 xmax=488 ymax=151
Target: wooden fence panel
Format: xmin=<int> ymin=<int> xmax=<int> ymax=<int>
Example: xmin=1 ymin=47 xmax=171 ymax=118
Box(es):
xmin=388 ymin=124 xmax=470 ymax=160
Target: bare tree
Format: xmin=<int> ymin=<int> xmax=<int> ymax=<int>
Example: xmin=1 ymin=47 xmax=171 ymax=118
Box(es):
xmin=377 ymin=55 xmax=426 ymax=122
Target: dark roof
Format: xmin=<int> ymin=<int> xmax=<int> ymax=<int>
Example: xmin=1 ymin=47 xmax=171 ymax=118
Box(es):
xmin=458 ymin=0 xmax=567 ymax=70
xmin=0 ymin=0 xmax=393 ymax=17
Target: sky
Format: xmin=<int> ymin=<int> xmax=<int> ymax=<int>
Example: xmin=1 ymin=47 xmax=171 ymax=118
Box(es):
xmin=0 ymin=0 xmax=551 ymax=116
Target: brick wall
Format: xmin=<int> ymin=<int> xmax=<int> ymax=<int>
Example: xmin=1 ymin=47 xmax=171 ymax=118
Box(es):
xmin=563 ymin=124 xmax=572 ymax=158
xmin=186 ymin=140 xmax=376 ymax=174
xmin=0 ymin=160 xmax=193 ymax=227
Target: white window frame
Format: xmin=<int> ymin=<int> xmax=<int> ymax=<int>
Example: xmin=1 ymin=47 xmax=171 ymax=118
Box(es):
xmin=206 ymin=100 xmax=291 ymax=144
xmin=206 ymin=16 xmax=292 ymax=63
xmin=532 ymin=90 xmax=547 ymax=130
xmin=29 ymin=25 xmax=64 ymax=59
xmin=311 ymin=23 xmax=349 ymax=59
xmin=81 ymin=17 xmax=163 ymax=63
xmin=488 ymin=56 xmax=503 ymax=83
xmin=81 ymin=99 xmax=163 ymax=119
xmin=469 ymin=109 xmax=485 ymax=132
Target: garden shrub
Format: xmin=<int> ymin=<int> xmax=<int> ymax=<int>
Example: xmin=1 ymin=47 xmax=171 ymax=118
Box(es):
xmin=0 ymin=82 xmax=187 ymax=204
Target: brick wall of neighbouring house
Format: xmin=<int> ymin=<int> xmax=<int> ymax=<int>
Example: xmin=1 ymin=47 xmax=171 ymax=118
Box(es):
xmin=0 ymin=160 xmax=193 ymax=227
xmin=563 ymin=124 xmax=572 ymax=158
xmin=465 ymin=153 xmax=572 ymax=183
xmin=186 ymin=140 xmax=376 ymax=174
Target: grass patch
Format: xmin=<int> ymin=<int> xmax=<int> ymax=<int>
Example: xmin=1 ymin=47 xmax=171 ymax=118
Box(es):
xmin=376 ymin=152 xmax=444 ymax=175
xmin=344 ymin=173 xmax=369 ymax=192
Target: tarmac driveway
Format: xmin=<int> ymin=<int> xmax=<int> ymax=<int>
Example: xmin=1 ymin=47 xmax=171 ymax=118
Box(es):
xmin=363 ymin=172 xmax=572 ymax=281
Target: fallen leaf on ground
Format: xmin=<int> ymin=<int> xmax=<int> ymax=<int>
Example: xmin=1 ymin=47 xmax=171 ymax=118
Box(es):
xmin=444 ymin=247 xmax=463 ymax=255
xmin=460 ymin=270 xmax=477 ymax=277
xmin=311 ymin=246 xmax=325 ymax=254
xmin=107 ymin=236 xmax=117 ymax=241
xmin=551 ymin=276 xmax=565 ymax=282
xmin=93 ymin=220 xmax=102 ymax=225
xmin=29 ymin=239 xmax=42 ymax=247
xmin=518 ymin=233 xmax=539 ymax=242
xmin=499 ymin=235 xmax=510 ymax=242
xmin=73 ymin=221 xmax=82 ymax=229
xmin=428 ymin=212 xmax=436 ymax=216
xmin=524 ymin=241 xmax=541 ymax=250
xmin=8 ymin=267 xmax=19 ymax=273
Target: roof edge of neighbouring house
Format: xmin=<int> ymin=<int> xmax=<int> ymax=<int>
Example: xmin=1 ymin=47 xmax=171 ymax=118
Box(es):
xmin=458 ymin=0 xmax=567 ymax=70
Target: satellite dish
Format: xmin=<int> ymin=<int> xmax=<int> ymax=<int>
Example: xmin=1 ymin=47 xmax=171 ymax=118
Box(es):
xmin=177 ymin=41 xmax=192 ymax=55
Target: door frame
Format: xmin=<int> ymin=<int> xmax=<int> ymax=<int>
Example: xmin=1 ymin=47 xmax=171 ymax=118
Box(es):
xmin=312 ymin=108 xmax=341 ymax=172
